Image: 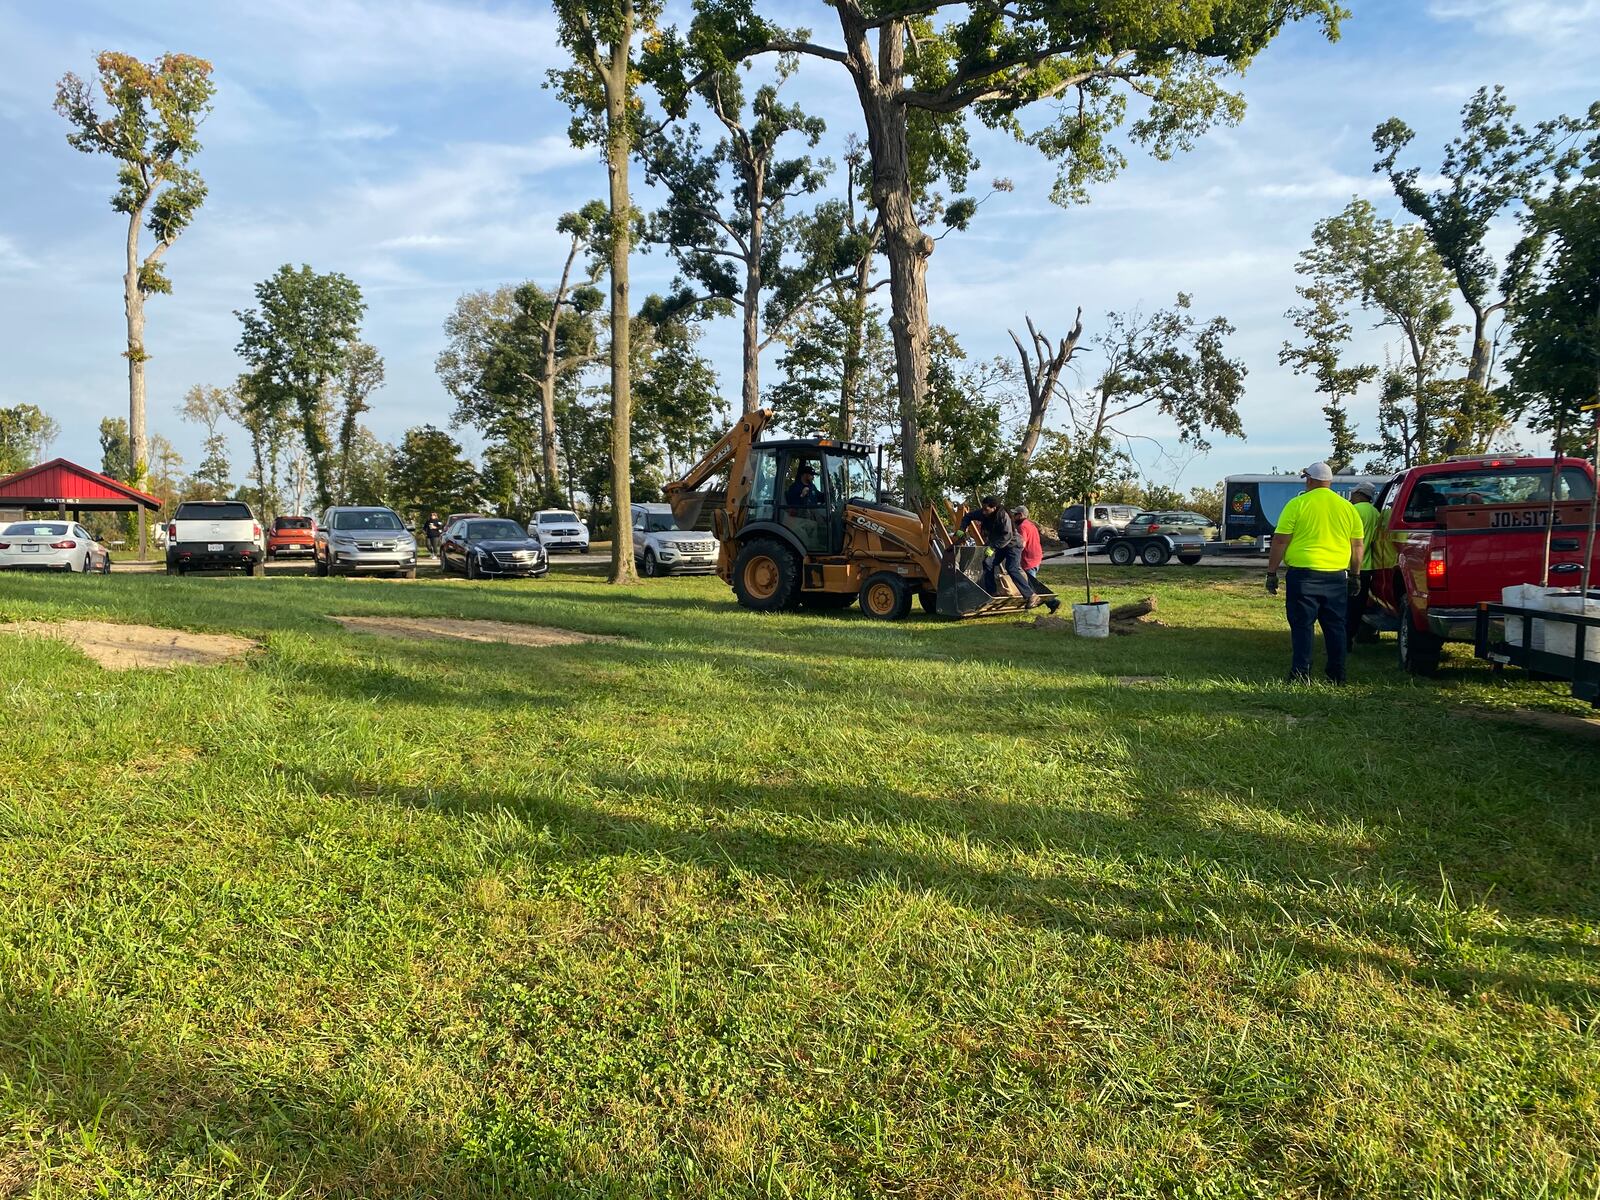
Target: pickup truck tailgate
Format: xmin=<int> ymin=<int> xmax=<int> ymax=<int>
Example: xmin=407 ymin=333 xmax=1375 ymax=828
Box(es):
xmin=1437 ymin=501 xmax=1599 ymax=601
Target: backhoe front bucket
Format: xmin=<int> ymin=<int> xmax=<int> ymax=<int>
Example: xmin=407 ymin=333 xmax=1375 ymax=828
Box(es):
xmin=933 ymin=544 xmax=1057 ymax=618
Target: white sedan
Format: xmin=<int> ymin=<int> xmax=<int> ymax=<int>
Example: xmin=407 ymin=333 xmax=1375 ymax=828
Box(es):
xmin=0 ymin=520 xmax=111 ymax=574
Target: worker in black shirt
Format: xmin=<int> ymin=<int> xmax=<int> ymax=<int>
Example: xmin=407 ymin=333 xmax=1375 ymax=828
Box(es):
xmin=785 ymin=463 xmax=823 ymax=506
xmin=960 ymin=495 xmax=1039 ymax=607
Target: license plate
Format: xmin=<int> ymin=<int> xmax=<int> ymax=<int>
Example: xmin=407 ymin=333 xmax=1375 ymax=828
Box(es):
xmin=22 ymin=544 xmax=39 ymax=553
xmin=208 ymin=543 xmax=223 ymax=551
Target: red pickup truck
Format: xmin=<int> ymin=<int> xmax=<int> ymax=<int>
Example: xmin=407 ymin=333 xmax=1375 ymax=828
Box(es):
xmin=1365 ymin=455 xmax=1600 ymax=674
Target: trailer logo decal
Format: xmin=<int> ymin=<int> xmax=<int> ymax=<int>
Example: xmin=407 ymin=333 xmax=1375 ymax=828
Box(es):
xmin=1230 ymin=491 xmax=1253 ymax=514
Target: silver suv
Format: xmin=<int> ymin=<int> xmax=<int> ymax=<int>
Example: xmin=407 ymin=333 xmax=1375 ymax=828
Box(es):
xmin=315 ymin=506 xmax=418 ymax=578
xmin=631 ymin=502 xmax=718 ymax=576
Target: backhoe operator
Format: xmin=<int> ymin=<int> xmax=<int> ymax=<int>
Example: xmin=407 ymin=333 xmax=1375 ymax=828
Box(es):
xmin=786 ymin=463 xmax=824 ymax=506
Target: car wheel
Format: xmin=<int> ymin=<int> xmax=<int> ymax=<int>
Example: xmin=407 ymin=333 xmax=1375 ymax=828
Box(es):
xmin=1096 ymin=528 xmax=1118 ymax=546
xmin=314 ymin=554 xmax=328 ymax=577
xmin=731 ymin=538 xmax=800 ymax=612
xmin=1177 ymin=554 xmax=1202 ymax=566
xmin=1108 ymin=541 xmax=1135 ymax=567
xmin=642 ymin=549 xmax=660 ymax=578
xmin=467 ymin=554 xmax=482 ymax=580
xmin=858 ymin=571 xmax=912 ymax=620
xmin=1398 ymin=615 xmax=1443 ymax=676
xmin=1141 ymin=542 xmax=1172 ymax=566
xmin=101 ymin=556 xmax=112 ymax=575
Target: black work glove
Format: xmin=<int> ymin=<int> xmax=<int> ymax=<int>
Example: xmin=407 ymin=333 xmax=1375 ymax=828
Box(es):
xmin=1347 ymin=574 xmax=1361 ymax=597
xmin=1265 ymin=572 xmax=1279 ymax=596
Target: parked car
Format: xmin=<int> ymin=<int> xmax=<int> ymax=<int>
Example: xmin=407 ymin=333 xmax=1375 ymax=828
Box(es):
xmin=533 ymin=508 xmax=590 ymax=553
xmin=0 ymin=520 xmax=111 ymax=574
xmin=166 ymin=500 xmax=264 ymax=576
xmin=631 ymin=502 xmax=718 ymax=576
xmin=439 ymin=517 xmax=549 ymax=580
xmin=266 ymin=514 xmax=316 ymax=559
xmin=1364 ymin=454 xmax=1600 ymax=675
xmin=1124 ymin=510 xmax=1220 ymax=540
xmin=314 ymin=506 xmax=418 ymax=578
xmin=1057 ymin=503 xmax=1140 ymax=548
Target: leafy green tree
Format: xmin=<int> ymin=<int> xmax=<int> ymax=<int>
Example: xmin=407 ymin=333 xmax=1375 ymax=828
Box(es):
xmin=1279 ymin=282 xmax=1377 ymax=471
xmin=334 ymin=343 xmax=384 ymax=504
xmin=680 ymin=0 xmax=1342 ymax=500
xmin=98 ymin=417 xmax=130 ymax=481
xmin=633 ymin=313 xmax=726 ymax=479
xmin=175 ymin=383 xmax=237 ymax=500
xmin=54 ymin=51 xmax=216 ymax=556
xmin=340 ymin=427 xmax=394 ymax=508
xmin=1295 ymin=199 xmax=1460 ymax=464
xmin=1506 ymin=108 xmax=1600 ymax=443
xmin=0 ymin=404 xmax=61 ymax=475
xmin=919 ymin=326 xmax=1008 ymax=503
xmin=642 ymin=67 xmax=828 ymax=413
xmin=235 ymin=264 xmax=366 ymax=509
xmin=767 ymin=291 xmax=895 ymax=443
xmin=235 ymin=371 xmax=288 ymax=519
xmin=550 ymin=0 xmax=663 ymax=582
xmin=389 ymin=426 xmax=480 ymax=520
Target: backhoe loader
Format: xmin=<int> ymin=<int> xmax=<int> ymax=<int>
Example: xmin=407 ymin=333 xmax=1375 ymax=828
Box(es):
xmin=664 ymin=407 xmax=1058 ymax=619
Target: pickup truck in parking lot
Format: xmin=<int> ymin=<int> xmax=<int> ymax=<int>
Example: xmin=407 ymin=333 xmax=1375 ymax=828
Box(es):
xmin=1364 ymin=455 xmax=1600 ymax=674
xmin=166 ymin=500 xmax=264 ymax=576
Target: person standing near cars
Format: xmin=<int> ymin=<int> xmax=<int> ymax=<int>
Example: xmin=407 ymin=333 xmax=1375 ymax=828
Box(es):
xmin=1013 ymin=505 xmax=1044 ymax=581
xmin=424 ymin=512 xmax=443 ymax=558
xmin=960 ymin=496 xmax=1039 ymax=607
xmin=1264 ymin=462 xmax=1364 ymax=684
xmin=1346 ymin=484 xmax=1382 ymax=649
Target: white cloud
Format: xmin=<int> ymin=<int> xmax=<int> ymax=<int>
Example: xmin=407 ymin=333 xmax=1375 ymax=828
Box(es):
xmin=1429 ymin=0 xmax=1600 ymax=45
xmin=1253 ymin=172 xmax=1389 ymax=201
xmin=0 ymin=234 xmax=36 ymax=276
xmin=379 ymin=233 xmax=468 ymax=249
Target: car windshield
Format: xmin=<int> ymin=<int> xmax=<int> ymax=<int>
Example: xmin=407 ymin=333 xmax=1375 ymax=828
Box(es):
xmin=642 ymin=513 xmax=679 ymax=532
xmin=332 ymin=510 xmax=405 ymax=531
xmin=176 ymin=502 xmax=252 ymax=521
xmin=3 ymin=522 xmax=68 ymax=537
xmin=275 ymin=516 xmax=313 ymax=530
xmin=1404 ymin=466 xmax=1595 ymax=520
xmin=538 ymin=512 xmax=579 ymax=525
xmin=466 ymin=520 xmax=526 ymax=540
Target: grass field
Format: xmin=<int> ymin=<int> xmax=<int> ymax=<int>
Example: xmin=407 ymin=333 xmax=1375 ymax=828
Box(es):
xmin=1 ymin=563 xmax=1597 ymax=1199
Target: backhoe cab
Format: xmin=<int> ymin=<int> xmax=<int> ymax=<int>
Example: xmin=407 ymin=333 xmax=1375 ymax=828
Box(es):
xmin=665 ymin=408 xmax=1056 ymax=620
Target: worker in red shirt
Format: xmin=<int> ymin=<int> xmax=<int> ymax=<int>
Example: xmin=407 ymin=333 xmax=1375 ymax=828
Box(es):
xmin=1013 ymin=505 xmax=1044 ymax=580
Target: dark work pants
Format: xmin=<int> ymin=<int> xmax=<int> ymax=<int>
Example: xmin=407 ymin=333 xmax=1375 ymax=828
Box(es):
xmin=1285 ymin=567 xmax=1348 ymax=682
xmin=983 ymin=544 xmax=1034 ymax=601
xmin=1347 ymin=569 xmax=1375 ymax=648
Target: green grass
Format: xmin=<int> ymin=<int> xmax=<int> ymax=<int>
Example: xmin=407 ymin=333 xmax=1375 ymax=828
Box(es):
xmin=0 ymin=563 xmax=1597 ymax=1199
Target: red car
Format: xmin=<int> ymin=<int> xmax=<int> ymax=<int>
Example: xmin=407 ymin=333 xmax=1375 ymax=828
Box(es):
xmin=1364 ymin=455 xmax=1600 ymax=674
xmin=266 ymin=514 xmax=316 ymax=559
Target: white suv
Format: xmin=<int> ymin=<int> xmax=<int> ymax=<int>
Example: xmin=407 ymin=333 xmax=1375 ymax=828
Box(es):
xmin=533 ymin=509 xmax=590 ymax=553
xmin=631 ymin=502 xmax=718 ymax=576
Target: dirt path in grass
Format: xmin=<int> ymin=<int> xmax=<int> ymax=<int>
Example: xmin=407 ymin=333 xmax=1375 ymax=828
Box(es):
xmin=329 ymin=615 xmax=615 ymax=647
xmin=0 ymin=620 xmax=258 ymax=670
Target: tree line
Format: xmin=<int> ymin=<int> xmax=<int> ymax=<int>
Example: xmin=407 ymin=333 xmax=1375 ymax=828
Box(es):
xmin=37 ymin=9 xmax=1598 ymax=569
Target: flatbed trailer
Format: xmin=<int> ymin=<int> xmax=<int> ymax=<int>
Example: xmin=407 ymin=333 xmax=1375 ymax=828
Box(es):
xmin=1474 ymin=601 xmax=1600 ymax=707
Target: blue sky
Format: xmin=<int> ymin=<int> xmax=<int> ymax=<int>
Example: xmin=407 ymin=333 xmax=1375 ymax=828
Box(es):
xmin=2 ymin=0 xmax=1598 ymax=493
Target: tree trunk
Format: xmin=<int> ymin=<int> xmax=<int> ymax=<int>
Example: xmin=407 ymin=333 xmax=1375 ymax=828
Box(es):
xmin=740 ymin=176 xmax=764 ymax=414
xmin=606 ymin=38 xmax=636 ymax=585
xmin=539 ymin=371 xmax=561 ymax=506
xmin=124 ymin=212 xmax=148 ymax=558
xmin=839 ymin=13 xmax=931 ymax=503
xmin=839 ymin=249 xmax=872 ymax=441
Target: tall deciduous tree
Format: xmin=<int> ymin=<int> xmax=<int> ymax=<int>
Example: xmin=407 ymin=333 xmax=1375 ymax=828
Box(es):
xmin=1007 ymin=312 xmax=1083 ymax=489
xmin=55 ymin=52 xmax=215 ymax=556
xmin=550 ymin=0 xmax=662 ymax=583
xmin=235 ymin=264 xmax=366 ymax=510
xmin=1279 ymin=282 xmax=1377 ymax=471
xmin=390 ymin=426 xmax=481 ymax=521
xmin=176 ymin=383 xmax=238 ymax=500
xmin=0 ymin=404 xmax=61 ymax=475
xmin=1295 ymin=198 xmax=1460 ymax=465
xmin=335 ymin=343 xmax=385 ymax=504
xmin=682 ymin=0 xmax=1341 ymax=500
xmin=643 ymin=68 xmax=828 ymax=413
xmin=633 ymin=310 xmax=726 ymax=479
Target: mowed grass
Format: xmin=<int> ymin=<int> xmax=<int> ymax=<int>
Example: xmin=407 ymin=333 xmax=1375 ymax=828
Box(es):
xmin=0 ymin=562 xmax=1597 ymax=1199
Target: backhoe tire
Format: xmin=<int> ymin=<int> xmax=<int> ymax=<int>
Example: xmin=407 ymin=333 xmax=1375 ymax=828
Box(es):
xmin=732 ymin=538 xmax=800 ymax=612
xmin=859 ymin=572 xmax=912 ymax=621
xmin=919 ymin=589 xmax=939 ymax=615
xmin=799 ymin=591 xmax=855 ymax=611
xmin=1108 ymin=541 xmax=1135 ymax=567
xmin=1398 ymin=615 xmax=1443 ymax=677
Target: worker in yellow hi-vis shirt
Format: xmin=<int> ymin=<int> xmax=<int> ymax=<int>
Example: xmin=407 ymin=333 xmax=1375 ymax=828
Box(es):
xmin=1346 ymin=484 xmax=1383 ymax=650
xmin=1264 ymin=462 xmax=1365 ymax=684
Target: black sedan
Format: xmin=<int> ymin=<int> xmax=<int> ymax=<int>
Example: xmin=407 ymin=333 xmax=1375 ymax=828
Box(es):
xmin=439 ymin=518 xmax=549 ymax=579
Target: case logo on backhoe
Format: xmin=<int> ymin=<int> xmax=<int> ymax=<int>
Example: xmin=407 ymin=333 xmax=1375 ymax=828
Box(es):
xmin=852 ymin=514 xmax=888 ymax=536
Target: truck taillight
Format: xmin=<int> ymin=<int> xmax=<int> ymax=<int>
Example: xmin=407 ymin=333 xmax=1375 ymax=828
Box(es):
xmin=1426 ymin=549 xmax=1447 ymax=588
xmin=253 ymin=523 xmax=262 ymax=540
xmin=167 ymin=523 xmax=177 ymax=540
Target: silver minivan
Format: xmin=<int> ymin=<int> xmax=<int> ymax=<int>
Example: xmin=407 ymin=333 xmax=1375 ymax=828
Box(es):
xmin=315 ymin=506 xmax=418 ymax=578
